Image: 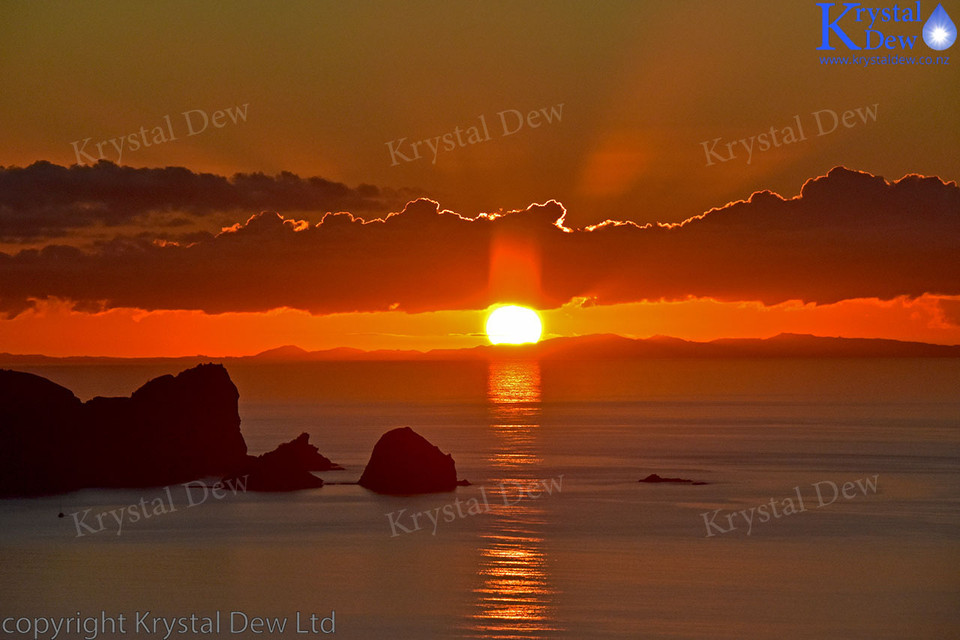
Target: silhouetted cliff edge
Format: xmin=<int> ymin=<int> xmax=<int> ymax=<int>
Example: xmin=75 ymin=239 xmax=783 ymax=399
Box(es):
xmin=0 ymin=364 xmax=334 ymax=497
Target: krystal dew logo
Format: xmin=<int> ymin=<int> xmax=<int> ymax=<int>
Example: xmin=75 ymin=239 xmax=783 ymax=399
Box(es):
xmin=817 ymin=2 xmax=957 ymax=51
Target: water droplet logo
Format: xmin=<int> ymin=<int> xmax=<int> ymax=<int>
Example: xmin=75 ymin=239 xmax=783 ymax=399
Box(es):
xmin=923 ymin=3 xmax=957 ymax=50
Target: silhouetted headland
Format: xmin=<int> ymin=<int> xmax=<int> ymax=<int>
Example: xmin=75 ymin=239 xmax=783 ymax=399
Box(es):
xmin=0 ymin=365 xmax=339 ymax=497
xmin=359 ymin=427 xmax=466 ymax=495
xmin=216 ymin=333 xmax=960 ymax=361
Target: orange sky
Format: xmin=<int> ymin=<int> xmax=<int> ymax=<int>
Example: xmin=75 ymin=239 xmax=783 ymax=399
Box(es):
xmin=0 ymin=2 xmax=957 ymax=356
xmin=0 ymin=168 xmax=957 ymax=357
xmin=2 ymin=294 xmax=957 ymax=358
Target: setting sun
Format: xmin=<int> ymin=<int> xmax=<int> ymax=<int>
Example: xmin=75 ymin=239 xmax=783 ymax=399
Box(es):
xmin=485 ymin=305 xmax=543 ymax=345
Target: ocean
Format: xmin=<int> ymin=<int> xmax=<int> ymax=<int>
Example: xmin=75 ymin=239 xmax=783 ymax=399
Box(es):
xmin=1 ymin=358 xmax=958 ymax=639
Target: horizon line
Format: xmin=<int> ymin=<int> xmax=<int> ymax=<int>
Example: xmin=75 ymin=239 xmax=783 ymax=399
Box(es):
xmin=2 ymin=332 xmax=959 ymax=362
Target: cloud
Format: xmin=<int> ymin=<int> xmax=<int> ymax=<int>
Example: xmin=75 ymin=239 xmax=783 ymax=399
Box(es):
xmin=939 ymin=298 xmax=960 ymax=327
xmin=0 ymin=161 xmax=421 ymax=241
xmin=0 ymin=167 xmax=956 ymax=317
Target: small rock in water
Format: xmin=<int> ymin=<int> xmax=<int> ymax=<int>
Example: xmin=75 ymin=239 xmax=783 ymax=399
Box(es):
xmin=359 ymin=427 xmax=462 ymax=495
xmin=639 ymin=473 xmax=707 ymax=485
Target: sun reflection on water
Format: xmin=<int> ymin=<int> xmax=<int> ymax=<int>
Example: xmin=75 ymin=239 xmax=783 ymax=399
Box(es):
xmin=461 ymin=359 xmax=562 ymax=639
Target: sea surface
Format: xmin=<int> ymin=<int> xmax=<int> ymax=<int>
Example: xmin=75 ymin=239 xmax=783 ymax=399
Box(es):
xmin=1 ymin=358 xmax=958 ymax=639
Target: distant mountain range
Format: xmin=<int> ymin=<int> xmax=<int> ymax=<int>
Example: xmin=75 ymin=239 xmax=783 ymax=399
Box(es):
xmin=1 ymin=333 xmax=958 ymax=366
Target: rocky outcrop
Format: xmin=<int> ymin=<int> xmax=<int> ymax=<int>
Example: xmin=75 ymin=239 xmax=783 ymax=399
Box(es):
xmin=0 ymin=364 xmax=249 ymax=496
xmin=267 ymin=432 xmax=343 ymax=471
xmin=0 ymin=370 xmax=84 ymax=497
xmin=639 ymin=473 xmax=707 ymax=485
xmin=226 ymin=433 xmax=339 ymax=492
xmin=81 ymin=364 xmax=248 ymax=489
xmin=359 ymin=427 xmax=460 ymax=495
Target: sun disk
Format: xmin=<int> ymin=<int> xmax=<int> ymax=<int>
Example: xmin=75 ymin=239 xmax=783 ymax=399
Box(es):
xmin=485 ymin=305 xmax=543 ymax=345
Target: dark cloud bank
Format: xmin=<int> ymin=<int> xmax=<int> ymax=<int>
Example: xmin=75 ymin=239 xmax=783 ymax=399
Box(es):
xmin=0 ymin=161 xmax=419 ymax=241
xmin=0 ymin=166 xmax=957 ymax=317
